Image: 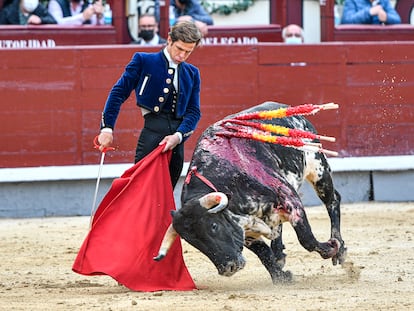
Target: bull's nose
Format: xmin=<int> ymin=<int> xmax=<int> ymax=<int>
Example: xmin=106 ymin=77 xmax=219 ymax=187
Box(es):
xmin=221 ymin=262 xmax=238 ymax=276
xmin=219 ymin=255 xmax=246 ymax=277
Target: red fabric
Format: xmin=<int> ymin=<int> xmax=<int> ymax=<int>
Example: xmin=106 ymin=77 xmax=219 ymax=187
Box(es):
xmin=72 ymin=145 xmax=196 ymax=292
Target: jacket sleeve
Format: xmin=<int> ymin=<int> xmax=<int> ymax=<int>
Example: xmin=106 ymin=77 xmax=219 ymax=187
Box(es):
xmin=176 ymin=68 xmax=201 ymax=142
xmin=188 ymin=1 xmax=213 ymax=25
xmin=382 ymin=1 xmax=401 ymax=24
xmin=341 ymin=0 xmax=401 ymax=25
xmin=0 ymin=4 xmax=12 ymax=24
xmin=341 ymin=1 xmax=372 ymax=24
xmin=34 ymin=5 xmax=58 ymax=24
xmin=0 ymin=11 xmax=6 ymax=25
xmin=101 ymin=53 xmax=142 ymax=130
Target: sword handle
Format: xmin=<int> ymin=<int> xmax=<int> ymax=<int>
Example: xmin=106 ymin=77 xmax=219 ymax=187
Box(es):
xmin=93 ymin=135 xmax=115 ymax=153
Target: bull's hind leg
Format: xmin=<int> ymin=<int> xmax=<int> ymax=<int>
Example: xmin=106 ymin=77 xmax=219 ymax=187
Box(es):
xmin=307 ymin=154 xmax=347 ymax=265
xmin=245 ymin=238 xmax=292 ymax=283
xmin=270 ymin=224 xmax=287 ymax=269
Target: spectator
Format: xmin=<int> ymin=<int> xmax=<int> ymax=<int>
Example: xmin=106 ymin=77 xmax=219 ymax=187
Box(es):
xmin=98 ymin=21 xmax=203 ymax=189
xmin=282 ymin=24 xmax=304 ymax=44
xmin=48 ymin=0 xmax=104 ymax=25
xmin=0 ymin=0 xmax=57 ymax=24
xmin=341 ymin=0 xmax=401 ymax=25
xmin=171 ymin=0 xmax=213 ymax=36
xmin=131 ymin=13 xmax=166 ymax=46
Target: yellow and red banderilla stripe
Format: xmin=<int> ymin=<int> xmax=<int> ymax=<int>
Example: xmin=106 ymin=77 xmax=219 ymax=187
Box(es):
xmin=234 ymin=103 xmax=338 ymax=121
xmin=216 ymin=102 xmax=339 ymax=156
xmin=224 ymin=119 xmax=336 ymax=142
xmin=216 ymin=129 xmax=338 ymax=156
xmin=216 ymin=130 xmax=306 ymax=147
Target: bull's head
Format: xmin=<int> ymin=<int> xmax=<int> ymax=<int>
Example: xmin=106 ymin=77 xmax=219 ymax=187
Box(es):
xmin=154 ymin=192 xmax=246 ymax=277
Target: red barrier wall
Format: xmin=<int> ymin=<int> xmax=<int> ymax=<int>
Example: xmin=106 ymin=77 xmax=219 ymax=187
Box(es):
xmin=1 ymin=43 xmax=413 ymax=168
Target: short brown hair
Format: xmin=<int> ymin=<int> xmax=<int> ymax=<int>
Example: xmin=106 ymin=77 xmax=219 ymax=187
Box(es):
xmin=169 ymin=21 xmax=202 ymax=46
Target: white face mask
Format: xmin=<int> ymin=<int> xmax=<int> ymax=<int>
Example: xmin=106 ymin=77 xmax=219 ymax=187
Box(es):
xmin=285 ymin=37 xmax=303 ymax=45
xmin=22 ymin=0 xmax=39 ymax=13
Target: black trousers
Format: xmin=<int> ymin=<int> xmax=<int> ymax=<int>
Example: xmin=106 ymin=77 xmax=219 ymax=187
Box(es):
xmin=134 ymin=112 xmax=184 ymax=188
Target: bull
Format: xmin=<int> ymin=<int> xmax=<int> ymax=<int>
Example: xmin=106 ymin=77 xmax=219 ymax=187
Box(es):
xmin=155 ymin=101 xmax=347 ymax=283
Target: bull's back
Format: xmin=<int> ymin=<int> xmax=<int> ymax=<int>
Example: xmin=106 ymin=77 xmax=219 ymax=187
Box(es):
xmin=183 ymin=101 xmax=315 ymax=212
xmin=203 ymin=101 xmax=314 ymax=180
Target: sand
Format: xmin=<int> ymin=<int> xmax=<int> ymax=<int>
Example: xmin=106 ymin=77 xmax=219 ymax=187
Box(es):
xmin=1 ymin=202 xmax=413 ymax=311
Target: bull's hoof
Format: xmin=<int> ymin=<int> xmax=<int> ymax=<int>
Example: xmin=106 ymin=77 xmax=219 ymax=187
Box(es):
xmin=153 ymin=253 xmax=165 ymax=261
xmin=316 ymin=238 xmax=340 ymax=260
xmin=332 ymin=244 xmax=347 ymax=266
xmin=275 ymin=253 xmax=287 ymax=270
xmin=271 ymin=270 xmax=293 ymax=284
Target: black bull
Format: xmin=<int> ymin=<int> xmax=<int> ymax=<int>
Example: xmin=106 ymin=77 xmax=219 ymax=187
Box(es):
xmin=155 ymin=101 xmax=347 ymax=283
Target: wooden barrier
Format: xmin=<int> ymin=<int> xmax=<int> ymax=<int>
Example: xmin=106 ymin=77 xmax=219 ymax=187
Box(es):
xmin=333 ymin=24 xmax=414 ymax=42
xmin=1 ymin=42 xmax=413 ymax=168
xmin=321 ymin=0 xmax=414 ymax=42
xmin=0 ymin=24 xmax=282 ymax=47
xmin=203 ymin=24 xmax=282 ymax=44
xmin=0 ymin=25 xmax=117 ymax=47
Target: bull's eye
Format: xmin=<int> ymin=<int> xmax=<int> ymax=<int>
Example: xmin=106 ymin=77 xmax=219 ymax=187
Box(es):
xmin=211 ymin=222 xmax=218 ymax=232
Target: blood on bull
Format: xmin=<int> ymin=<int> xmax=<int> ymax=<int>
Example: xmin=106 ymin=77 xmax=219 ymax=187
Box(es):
xmin=155 ymin=101 xmax=347 ymax=283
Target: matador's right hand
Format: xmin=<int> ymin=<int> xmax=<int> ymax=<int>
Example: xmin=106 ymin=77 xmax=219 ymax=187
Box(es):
xmin=98 ymin=132 xmax=113 ymax=152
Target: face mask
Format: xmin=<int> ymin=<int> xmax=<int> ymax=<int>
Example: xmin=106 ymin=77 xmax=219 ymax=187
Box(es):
xmin=139 ymin=29 xmax=155 ymax=42
xmin=285 ymin=36 xmax=302 ymax=45
xmin=22 ymin=0 xmax=39 ymax=13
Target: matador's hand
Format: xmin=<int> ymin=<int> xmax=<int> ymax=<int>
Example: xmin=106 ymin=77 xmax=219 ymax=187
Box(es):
xmin=98 ymin=132 xmax=113 ymax=152
xmin=159 ymin=133 xmax=181 ymax=152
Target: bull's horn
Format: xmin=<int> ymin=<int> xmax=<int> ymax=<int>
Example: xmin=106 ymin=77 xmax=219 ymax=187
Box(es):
xmin=153 ymin=224 xmax=178 ymax=261
xmin=199 ymin=192 xmax=229 ymax=214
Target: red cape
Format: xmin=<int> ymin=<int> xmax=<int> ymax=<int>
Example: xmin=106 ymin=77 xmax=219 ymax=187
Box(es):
xmin=72 ymin=145 xmax=196 ymax=292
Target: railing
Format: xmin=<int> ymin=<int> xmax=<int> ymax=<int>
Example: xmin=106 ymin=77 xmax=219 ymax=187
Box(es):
xmin=203 ymin=24 xmax=282 ymax=44
xmin=0 ymin=25 xmax=117 ymax=47
xmin=321 ymin=0 xmax=414 ymax=42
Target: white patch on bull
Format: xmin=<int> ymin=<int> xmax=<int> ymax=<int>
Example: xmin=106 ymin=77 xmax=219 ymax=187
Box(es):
xmin=235 ymin=200 xmax=285 ymax=242
xmin=237 ymin=215 xmax=279 ymax=240
xmin=283 ymin=171 xmax=303 ymax=191
xmin=304 ymin=151 xmax=325 ymax=184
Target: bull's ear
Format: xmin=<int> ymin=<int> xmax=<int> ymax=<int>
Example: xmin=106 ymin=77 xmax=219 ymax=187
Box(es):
xmin=170 ymin=210 xmax=176 ymax=218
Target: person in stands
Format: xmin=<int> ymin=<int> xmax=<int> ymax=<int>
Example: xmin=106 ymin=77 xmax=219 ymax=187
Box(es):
xmin=131 ymin=13 xmax=167 ymax=46
xmin=171 ymin=0 xmax=213 ymax=36
xmin=48 ymin=0 xmax=104 ymax=25
xmin=341 ymin=0 xmax=401 ymax=25
xmin=282 ymin=24 xmax=304 ymax=44
xmin=0 ymin=0 xmax=56 ymax=24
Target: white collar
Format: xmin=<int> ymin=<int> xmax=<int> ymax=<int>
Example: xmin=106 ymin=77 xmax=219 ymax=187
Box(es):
xmin=163 ymin=47 xmax=178 ymax=68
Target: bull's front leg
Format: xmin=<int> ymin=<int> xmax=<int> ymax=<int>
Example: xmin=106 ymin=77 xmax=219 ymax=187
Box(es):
xmin=284 ymin=205 xmax=340 ymax=260
xmin=312 ymin=172 xmax=347 ymax=265
xmin=323 ymin=189 xmax=347 ymax=265
xmin=307 ymin=153 xmax=347 ymax=265
xmin=245 ymin=238 xmax=292 ymax=284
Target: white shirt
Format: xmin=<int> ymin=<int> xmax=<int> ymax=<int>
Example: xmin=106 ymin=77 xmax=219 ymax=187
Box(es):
xmin=48 ymin=0 xmax=103 ymax=25
xmin=163 ymin=47 xmax=178 ymax=91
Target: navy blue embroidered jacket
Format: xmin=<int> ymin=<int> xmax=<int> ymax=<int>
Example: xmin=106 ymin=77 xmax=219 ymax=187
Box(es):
xmin=101 ymin=50 xmax=201 ymax=141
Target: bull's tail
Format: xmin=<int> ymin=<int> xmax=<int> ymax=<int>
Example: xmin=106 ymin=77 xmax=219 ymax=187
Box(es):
xmin=153 ymin=224 xmax=178 ymax=261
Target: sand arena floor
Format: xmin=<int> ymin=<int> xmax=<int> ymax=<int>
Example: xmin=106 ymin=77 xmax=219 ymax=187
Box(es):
xmin=0 ymin=202 xmax=413 ymax=311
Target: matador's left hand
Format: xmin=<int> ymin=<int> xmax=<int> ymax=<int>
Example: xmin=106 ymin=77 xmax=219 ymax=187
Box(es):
xmin=159 ymin=133 xmax=181 ymax=152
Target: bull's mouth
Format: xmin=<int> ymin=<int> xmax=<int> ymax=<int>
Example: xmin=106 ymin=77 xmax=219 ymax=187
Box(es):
xmin=217 ymin=254 xmax=246 ymax=276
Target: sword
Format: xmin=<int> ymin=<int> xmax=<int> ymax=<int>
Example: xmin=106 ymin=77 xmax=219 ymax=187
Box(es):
xmin=89 ymin=136 xmax=114 ymax=228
